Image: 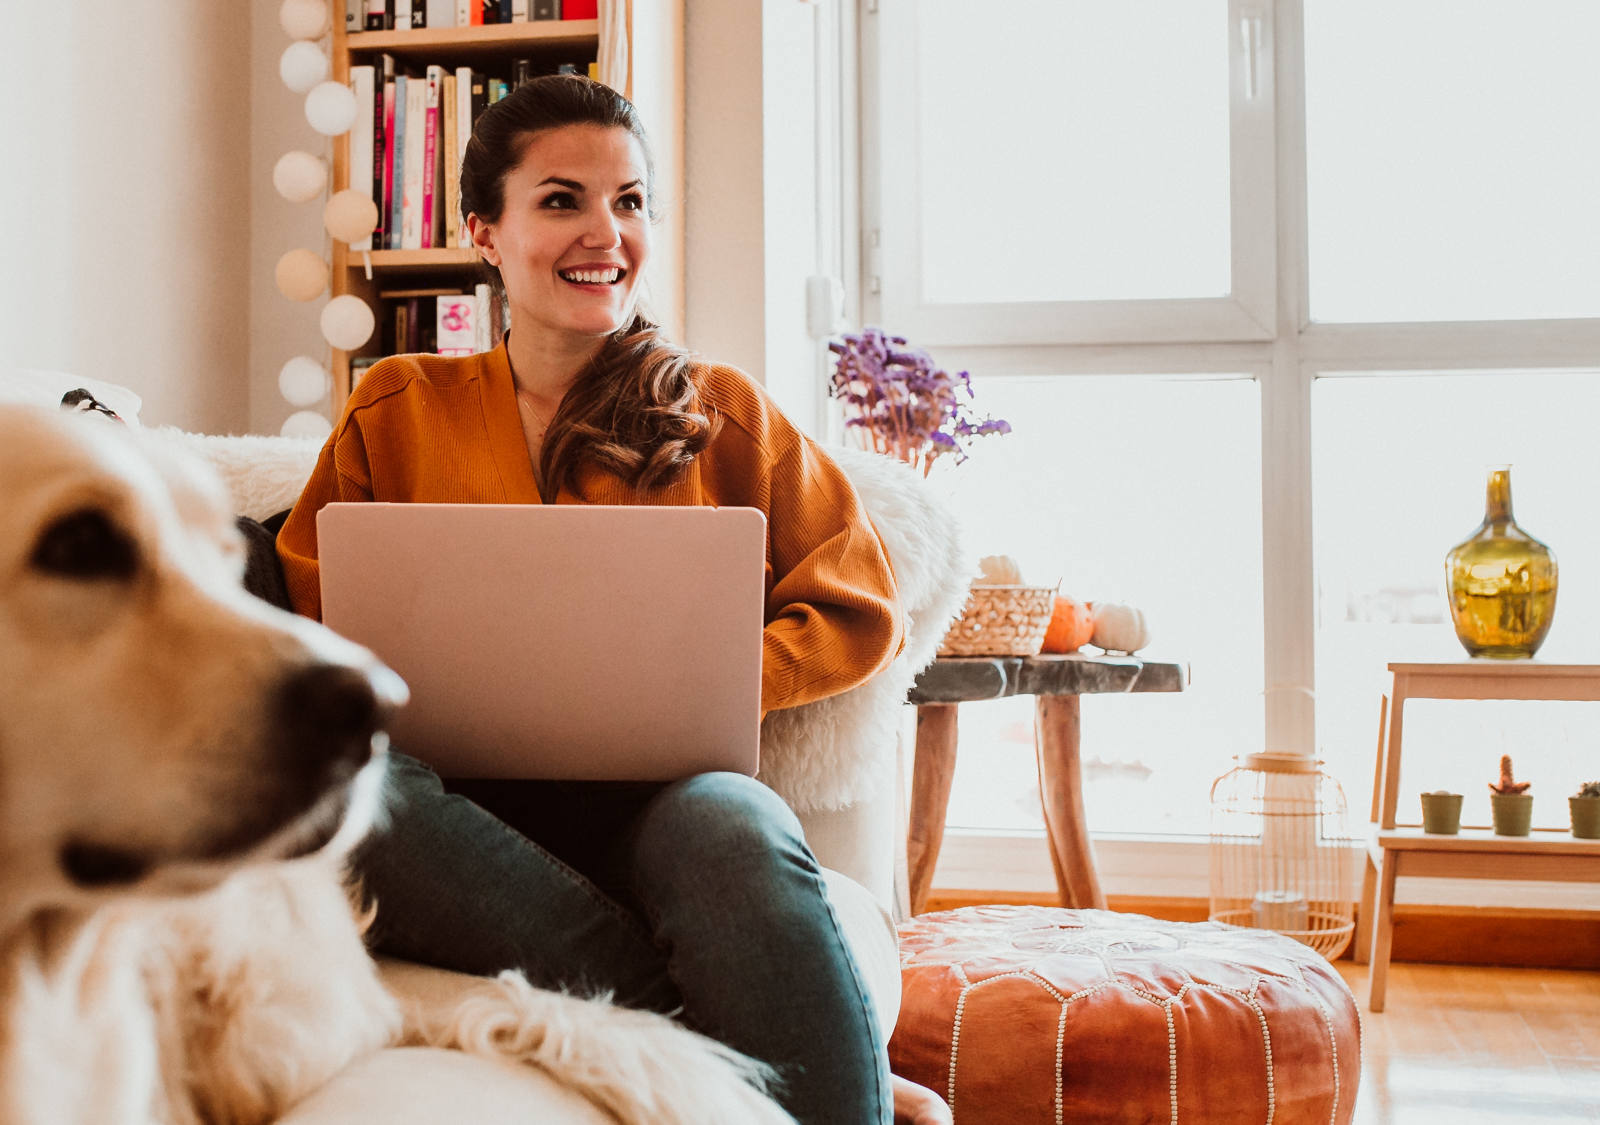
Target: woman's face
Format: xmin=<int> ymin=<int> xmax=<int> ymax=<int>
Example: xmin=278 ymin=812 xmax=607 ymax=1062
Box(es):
xmin=471 ymin=123 xmax=652 ymax=348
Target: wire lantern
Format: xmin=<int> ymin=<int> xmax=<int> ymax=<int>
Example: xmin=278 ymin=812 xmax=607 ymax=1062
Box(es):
xmin=1209 ymin=752 xmax=1357 ymax=960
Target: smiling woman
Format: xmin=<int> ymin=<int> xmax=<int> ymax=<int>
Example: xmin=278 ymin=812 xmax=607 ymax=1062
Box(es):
xmin=272 ymin=74 xmax=936 ymax=1125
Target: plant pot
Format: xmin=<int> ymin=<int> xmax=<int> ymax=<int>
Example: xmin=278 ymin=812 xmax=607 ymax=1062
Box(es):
xmin=1490 ymin=793 xmax=1534 ymax=837
xmin=1570 ymin=796 xmax=1600 ymax=840
xmin=1419 ymin=792 xmax=1463 ymax=835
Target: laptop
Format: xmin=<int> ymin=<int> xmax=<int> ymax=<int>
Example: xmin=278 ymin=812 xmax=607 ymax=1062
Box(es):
xmin=317 ymin=503 xmax=766 ymax=780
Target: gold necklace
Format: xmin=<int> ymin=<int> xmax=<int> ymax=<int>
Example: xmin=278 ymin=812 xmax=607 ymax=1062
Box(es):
xmin=515 ymin=389 xmax=556 ymax=433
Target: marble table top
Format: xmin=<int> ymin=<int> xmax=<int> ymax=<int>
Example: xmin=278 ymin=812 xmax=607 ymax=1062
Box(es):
xmin=907 ymin=652 xmax=1189 ymax=705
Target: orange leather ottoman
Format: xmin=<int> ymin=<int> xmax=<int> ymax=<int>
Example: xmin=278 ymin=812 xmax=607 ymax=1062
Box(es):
xmin=891 ymin=906 xmax=1361 ymax=1124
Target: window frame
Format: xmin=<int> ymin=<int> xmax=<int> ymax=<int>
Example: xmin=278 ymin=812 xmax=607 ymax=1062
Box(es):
xmin=859 ymin=0 xmax=1600 ymax=897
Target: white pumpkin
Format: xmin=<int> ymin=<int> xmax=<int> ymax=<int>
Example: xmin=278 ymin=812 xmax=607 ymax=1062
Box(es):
xmin=1090 ymin=602 xmax=1150 ymax=654
xmin=976 ymin=554 xmax=1026 ymax=586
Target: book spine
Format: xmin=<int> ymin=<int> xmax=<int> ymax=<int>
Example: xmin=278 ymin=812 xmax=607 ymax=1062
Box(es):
xmin=455 ymin=67 xmax=474 ymax=247
xmin=387 ymin=75 xmax=406 ymax=249
xmin=469 ymin=0 xmax=483 ymax=24
xmin=426 ymin=0 xmax=456 ymax=27
xmin=531 ymin=0 xmax=556 ymax=18
xmin=400 ymin=75 xmax=427 ymax=250
xmin=497 ymin=0 xmax=512 ymax=23
xmin=470 ymin=70 xmax=487 ymax=124
xmin=421 ymin=66 xmax=442 ymax=250
xmin=456 ymin=0 xmax=470 ymax=24
xmin=442 ymin=73 xmax=460 ymax=250
xmin=412 ymin=0 xmax=426 ymax=27
xmin=561 ymin=0 xmax=594 ymax=18
xmin=364 ymin=0 xmax=386 ymax=30
xmin=350 ymin=66 xmax=376 ymax=252
xmin=394 ymin=0 xmax=411 ymax=30
xmin=474 ymin=283 xmax=491 ymax=352
xmin=346 ymin=0 xmax=361 ymax=33
xmin=511 ymin=58 xmax=531 ymax=89
xmin=512 ymin=0 xmax=528 ymax=20
xmin=375 ymin=55 xmax=394 ymax=247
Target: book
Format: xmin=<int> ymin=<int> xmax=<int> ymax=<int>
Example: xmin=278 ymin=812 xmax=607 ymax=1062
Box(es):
xmin=425 ymin=0 xmax=456 ymax=27
xmin=457 ymin=0 xmax=471 ymax=24
xmin=400 ymin=74 xmax=427 ymax=250
xmin=512 ymin=0 xmax=528 ymax=20
xmin=346 ymin=0 xmax=362 ymax=33
xmin=394 ymin=0 xmax=412 ymax=30
xmin=364 ymin=0 xmax=386 ymax=30
xmin=411 ymin=0 xmax=427 ymax=27
xmin=561 ymin=0 xmax=595 ymax=18
xmin=420 ymin=66 xmax=442 ymax=249
xmin=349 ymin=66 xmax=376 ymax=253
xmin=474 ymin=283 xmax=492 ymax=352
xmin=441 ymin=73 xmax=461 ymax=249
xmin=387 ymin=74 xmax=407 ymax=249
xmin=532 ymin=0 xmax=558 ymax=18
xmin=350 ymin=356 xmax=378 ymax=389
xmin=374 ymin=54 xmax=395 ymax=248
xmin=436 ymin=293 xmax=475 ymax=356
xmin=469 ymin=69 xmax=488 ymax=124
xmin=512 ymin=58 xmax=531 ymax=89
xmin=454 ymin=67 xmax=474 ymax=247
xmin=497 ymin=0 xmax=512 ymax=23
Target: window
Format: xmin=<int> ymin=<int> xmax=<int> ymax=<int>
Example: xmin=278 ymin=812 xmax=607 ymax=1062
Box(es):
xmin=862 ymin=1 xmax=1600 ymax=887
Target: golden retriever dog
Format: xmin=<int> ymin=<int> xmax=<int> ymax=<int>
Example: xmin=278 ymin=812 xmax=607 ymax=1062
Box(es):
xmin=0 ymin=404 xmax=792 ymax=1125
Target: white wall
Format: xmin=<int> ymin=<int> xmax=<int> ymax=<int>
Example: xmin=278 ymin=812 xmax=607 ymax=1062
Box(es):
xmin=684 ymin=0 xmax=834 ymax=436
xmin=0 ymin=0 xmax=252 ymax=433
xmin=248 ymin=0 xmax=334 ymax=437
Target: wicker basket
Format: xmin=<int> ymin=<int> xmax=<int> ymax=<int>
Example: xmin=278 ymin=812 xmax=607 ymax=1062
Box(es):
xmin=937 ymin=584 xmax=1058 ymax=657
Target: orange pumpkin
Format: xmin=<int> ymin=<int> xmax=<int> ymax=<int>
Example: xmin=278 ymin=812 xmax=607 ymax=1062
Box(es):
xmin=1040 ymin=595 xmax=1095 ymax=653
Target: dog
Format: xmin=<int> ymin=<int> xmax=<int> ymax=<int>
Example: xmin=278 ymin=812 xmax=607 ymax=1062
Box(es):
xmin=0 ymin=404 xmax=793 ymax=1125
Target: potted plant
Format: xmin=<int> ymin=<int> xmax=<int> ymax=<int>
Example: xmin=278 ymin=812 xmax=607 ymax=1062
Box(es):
xmin=1419 ymin=789 xmax=1463 ymax=835
xmin=1488 ymin=754 xmax=1533 ymax=836
xmin=1571 ymin=780 xmax=1600 ymax=840
xmin=827 ymin=327 xmax=1010 ymax=477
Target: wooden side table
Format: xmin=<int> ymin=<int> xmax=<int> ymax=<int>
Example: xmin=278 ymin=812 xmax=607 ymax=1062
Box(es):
xmin=904 ymin=653 xmax=1188 ymax=915
xmin=1357 ymin=661 xmax=1600 ymax=1011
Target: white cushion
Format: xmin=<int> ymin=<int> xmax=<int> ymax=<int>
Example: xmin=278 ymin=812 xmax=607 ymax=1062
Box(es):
xmin=0 ymin=366 xmax=143 ymax=423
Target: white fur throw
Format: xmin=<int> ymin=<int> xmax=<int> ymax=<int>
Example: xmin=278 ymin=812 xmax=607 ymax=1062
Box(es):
xmin=157 ymin=430 xmax=973 ymax=814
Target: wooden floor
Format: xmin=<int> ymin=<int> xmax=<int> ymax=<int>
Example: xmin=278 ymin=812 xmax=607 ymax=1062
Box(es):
xmin=1336 ymin=961 xmax=1600 ymax=1124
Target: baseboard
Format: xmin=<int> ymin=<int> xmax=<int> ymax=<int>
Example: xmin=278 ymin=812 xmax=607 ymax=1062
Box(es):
xmin=921 ymin=889 xmax=1600 ymax=970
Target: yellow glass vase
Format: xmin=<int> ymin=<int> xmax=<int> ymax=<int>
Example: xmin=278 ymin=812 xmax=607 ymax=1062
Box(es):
xmin=1444 ymin=466 xmax=1557 ymax=659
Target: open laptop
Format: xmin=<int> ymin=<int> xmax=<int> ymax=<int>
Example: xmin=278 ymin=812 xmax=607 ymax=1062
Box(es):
xmin=317 ymin=503 xmax=766 ymax=780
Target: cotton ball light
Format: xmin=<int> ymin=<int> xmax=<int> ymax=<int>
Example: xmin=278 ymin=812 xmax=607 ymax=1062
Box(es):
xmin=278 ymin=356 xmax=332 ymax=407
xmin=324 ymin=190 xmax=380 ymax=244
xmin=275 ymin=249 xmax=329 ymax=302
xmin=273 ymin=151 xmax=327 ymax=203
xmin=279 ymin=41 xmax=328 ymax=94
xmin=321 ymin=295 xmax=376 ymax=351
xmin=279 ymin=0 xmax=329 ymax=40
xmin=305 ymin=81 xmax=358 ymax=137
xmin=280 ymin=410 xmax=333 ymax=441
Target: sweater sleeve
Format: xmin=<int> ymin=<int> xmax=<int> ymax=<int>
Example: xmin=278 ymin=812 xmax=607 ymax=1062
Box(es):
xmin=276 ymin=420 xmax=374 ymax=622
xmin=760 ymin=433 xmax=905 ymax=714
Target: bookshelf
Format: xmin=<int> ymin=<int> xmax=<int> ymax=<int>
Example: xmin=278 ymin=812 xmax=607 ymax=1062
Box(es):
xmin=325 ymin=8 xmax=683 ymax=411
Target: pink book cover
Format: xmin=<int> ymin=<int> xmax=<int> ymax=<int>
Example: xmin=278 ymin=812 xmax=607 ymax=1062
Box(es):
xmin=382 ymin=82 xmax=397 ymax=242
xmin=421 ymin=69 xmax=441 ymax=249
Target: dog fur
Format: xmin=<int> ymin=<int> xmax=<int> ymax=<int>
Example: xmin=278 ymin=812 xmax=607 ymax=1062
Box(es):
xmin=0 ymin=405 xmax=792 ymax=1125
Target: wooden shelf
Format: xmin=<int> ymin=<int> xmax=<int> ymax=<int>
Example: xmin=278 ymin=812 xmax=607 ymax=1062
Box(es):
xmin=347 ymin=20 xmax=599 ymax=61
xmin=1373 ymin=826 xmax=1600 ymax=855
xmin=356 ymin=248 xmax=481 ymax=270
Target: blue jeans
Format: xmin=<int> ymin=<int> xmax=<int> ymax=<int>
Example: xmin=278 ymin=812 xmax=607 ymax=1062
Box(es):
xmin=351 ymin=752 xmax=891 ymax=1125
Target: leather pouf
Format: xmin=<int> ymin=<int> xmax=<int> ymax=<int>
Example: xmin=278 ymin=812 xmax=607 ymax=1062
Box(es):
xmin=891 ymin=906 xmax=1361 ymax=1125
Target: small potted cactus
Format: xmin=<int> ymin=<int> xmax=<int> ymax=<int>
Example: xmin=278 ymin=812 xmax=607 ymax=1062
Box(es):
xmin=1419 ymin=789 xmax=1463 ymax=834
xmin=1489 ymin=755 xmax=1533 ymax=836
xmin=1571 ymin=780 xmax=1600 ymax=840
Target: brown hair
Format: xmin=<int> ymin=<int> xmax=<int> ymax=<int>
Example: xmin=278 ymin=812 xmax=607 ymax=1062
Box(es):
xmin=460 ymin=75 xmax=715 ymax=496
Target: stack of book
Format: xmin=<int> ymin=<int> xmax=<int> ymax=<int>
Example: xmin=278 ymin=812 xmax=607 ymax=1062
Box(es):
xmin=350 ymin=284 xmax=509 ymax=380
xmin=352 ymin=0 xmax=598 ymax=31
xmin=348 ymin=52 xmax=596 ymax=254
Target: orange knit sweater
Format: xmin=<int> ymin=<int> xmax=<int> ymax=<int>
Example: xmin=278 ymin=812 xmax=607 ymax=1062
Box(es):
xmin=277 ymin=343 xmax=904 ymax=715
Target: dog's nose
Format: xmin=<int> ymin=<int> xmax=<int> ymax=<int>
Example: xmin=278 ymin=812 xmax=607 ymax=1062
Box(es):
xmin=277 ymin=662 xmax=403 ymax=773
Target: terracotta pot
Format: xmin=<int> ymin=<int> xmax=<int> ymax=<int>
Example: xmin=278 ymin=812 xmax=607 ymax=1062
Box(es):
xmin=1490 ymin=793 xmax=1533 ymax=837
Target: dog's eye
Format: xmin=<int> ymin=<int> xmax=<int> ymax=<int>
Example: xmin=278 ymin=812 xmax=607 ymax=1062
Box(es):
xmin=30 ymin=508 xmax=139 ymax=581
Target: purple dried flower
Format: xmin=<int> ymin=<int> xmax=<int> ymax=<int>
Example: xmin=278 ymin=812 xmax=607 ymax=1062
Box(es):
xmin=826 ymin=326 xmax=1010 ymax=475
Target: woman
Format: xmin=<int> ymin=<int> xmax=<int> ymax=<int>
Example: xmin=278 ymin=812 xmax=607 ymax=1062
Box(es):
xmin=278 ymin=76 xmax=948 ymax=1125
